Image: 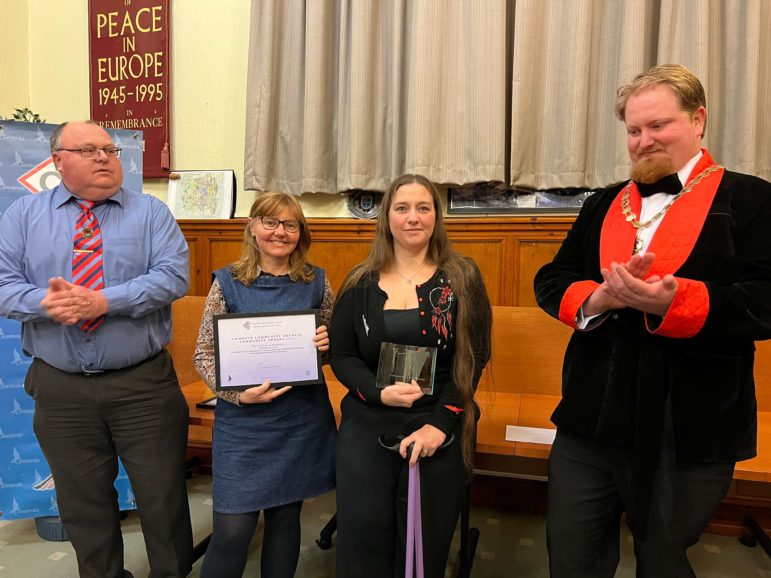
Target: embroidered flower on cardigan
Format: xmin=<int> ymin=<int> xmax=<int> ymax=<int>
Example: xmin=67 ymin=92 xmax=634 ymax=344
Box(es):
xmin=429 ymin=283 xmax=454 ymax=341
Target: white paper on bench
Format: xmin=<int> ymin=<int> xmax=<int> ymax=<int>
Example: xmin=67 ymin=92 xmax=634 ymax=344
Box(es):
xmin=505 ymin=425 xmax=557 ymax=445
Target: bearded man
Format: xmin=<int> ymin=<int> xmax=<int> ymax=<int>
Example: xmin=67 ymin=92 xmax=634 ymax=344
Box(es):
xmin=534 ymin=64 xmax=771 ymax=577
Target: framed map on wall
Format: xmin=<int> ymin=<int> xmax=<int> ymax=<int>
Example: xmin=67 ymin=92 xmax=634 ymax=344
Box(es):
xmin=167 ymin=169 xmax=236 ymax=219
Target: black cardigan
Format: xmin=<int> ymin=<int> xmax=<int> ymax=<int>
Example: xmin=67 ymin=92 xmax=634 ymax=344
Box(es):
xmin=330 ymin=267 xmax=486 ymax=435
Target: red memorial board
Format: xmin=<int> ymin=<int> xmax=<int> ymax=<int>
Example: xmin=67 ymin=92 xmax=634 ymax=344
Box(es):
xmin=89 ymin=0 xmax=171 ymax=177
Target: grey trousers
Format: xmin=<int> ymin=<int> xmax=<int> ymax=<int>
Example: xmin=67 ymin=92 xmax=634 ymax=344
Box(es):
xmin=25 ymin=351 xmax=193 ymax=578
xmin=547 ymin=429 xmax=734 ymax=578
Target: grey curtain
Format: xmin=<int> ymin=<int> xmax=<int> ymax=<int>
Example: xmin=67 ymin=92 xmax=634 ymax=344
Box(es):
xmin=244 ymin=0 xmax=770 ymax=194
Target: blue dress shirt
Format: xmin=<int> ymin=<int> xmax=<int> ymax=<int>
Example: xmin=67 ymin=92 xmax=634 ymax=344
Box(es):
xmin=0 ymin=184 xmax=190 ymax=373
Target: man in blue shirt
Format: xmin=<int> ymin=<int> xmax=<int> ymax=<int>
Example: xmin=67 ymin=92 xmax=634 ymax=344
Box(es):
xmin=0 ymin=121 xmax=193 ymax=577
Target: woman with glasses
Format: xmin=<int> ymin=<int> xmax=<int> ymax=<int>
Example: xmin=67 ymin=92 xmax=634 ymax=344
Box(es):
xmin=330 ymin=174 xmax=492 ymax=577
xmin=194 ymin=192 xmax=336 ymax=578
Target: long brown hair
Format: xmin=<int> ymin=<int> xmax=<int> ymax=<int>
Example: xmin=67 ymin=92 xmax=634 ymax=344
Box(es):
xmin=337 ymin=174 xmax=492 ymax=469
xmin=230 ymin=191 xmax=315 ymax=285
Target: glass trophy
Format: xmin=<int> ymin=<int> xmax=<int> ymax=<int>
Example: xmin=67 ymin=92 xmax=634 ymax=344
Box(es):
xmin=375 ymin=342 xmax=437 ymax=395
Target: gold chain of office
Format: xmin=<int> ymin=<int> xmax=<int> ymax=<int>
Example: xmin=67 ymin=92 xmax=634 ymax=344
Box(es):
xmin=620 ymin=164 xmax=723 ymax=230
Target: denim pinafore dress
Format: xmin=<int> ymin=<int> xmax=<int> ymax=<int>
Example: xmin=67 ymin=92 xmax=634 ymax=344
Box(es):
xmin=211 ymin=266 xmax=336 ymax=512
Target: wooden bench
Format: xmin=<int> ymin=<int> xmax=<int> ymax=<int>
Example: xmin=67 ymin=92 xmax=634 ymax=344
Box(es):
xmin=329 ymin=308 xmax=771 ymax=536
xmin=324 ymin=306 xmax=571 ymax=480
xmin=169 ymin=296 xmax=771 ymax=534
xmin=166 ymin=295 xmax=212 ymax=466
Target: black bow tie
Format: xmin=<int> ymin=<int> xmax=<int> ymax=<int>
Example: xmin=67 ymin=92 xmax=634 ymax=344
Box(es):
xmin=635 ymin=174 xmax=682 ymax=197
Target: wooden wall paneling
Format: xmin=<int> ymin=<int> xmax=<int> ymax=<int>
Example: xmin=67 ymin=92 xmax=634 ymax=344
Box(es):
xmin=308 ymin=240 xmax=374 ymax=293
xmin=448 ymin=237 xmax=507 ymax=306
xmin=517 ymin=238 xmax=565 ymax=306
xmin=445 ymin=217 xmax=571 ymax=306
xmin=308 ymin=218 xmax=376 ymax=292
xmin=483 ymin=306 xmax=571 ymax=396
xmin=178 ymin=216 xmax=576 ymax=302
xmin=183 ymin=236 xmax=200 ymax=296
xmin=207 ymin=238 xmax=243 ymax=282
xmin=501 ymin=236 xmax=519 ymax=306
xmin=179 ymin=220 xmax=243 ymax=295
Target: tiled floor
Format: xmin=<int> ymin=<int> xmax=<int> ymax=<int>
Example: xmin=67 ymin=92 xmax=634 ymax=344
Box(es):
xmin=1 ymin=475 xmax=771 ymax=577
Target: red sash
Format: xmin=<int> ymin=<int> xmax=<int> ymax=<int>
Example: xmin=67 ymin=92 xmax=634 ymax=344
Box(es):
xmin=600 ymin=149 xmax=724 ymax=275
xmin=559 ymin=149 xmax=724 ymax=336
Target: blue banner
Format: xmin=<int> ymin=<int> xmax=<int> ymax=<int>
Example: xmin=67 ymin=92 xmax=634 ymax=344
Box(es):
xmin=0 ymin=120 xmax=143 ymax=520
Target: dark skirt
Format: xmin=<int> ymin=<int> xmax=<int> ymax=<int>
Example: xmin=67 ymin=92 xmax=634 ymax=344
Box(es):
xmin=212 ymin=382 xmax=337 ymax=513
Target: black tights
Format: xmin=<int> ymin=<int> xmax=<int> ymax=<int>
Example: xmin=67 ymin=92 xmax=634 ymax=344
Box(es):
xmin=200 ymin=501 xmax=303 ymax=578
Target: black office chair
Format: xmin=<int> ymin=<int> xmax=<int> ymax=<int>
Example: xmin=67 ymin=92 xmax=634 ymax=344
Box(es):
xmin=456 ymin=423 xmax=480 ymax=578
xmin=456 ymin=479 xmax=479 ymax=578
xmin=184 ymin=456 xmax=214 ymax=562
xmin=740 ymin=516 xmax=771 ymax=557
xmin=316 ymin=513 xmax=337 ymax=550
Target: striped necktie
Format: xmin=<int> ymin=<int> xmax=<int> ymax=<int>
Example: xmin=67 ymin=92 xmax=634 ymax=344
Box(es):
xmin=72 ymin=199 xmax=105 ymax=332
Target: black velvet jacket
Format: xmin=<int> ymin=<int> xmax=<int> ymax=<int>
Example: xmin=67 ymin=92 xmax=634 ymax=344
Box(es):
xmin=534 ymin=168 xmax=771 ymax=464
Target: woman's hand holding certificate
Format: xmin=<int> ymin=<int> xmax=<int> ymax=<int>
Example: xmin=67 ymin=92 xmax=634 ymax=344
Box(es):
xmin=314 ymin=324 xmax=330 ymax=352
xmin=238 ymin=381 xmax=292 ymax=404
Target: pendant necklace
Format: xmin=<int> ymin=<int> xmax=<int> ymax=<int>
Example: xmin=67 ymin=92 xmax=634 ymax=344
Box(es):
xmin=395 ymin=261 xmax=427 ymax=284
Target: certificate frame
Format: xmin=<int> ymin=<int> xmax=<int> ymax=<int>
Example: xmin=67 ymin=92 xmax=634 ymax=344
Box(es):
xmin=167 ymin=169 xmax=236 ymax=219
xmin=213 ymin=309 xmax=322 ymax=391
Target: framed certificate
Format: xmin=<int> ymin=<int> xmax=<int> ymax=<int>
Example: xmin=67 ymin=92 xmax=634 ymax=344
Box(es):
xmin=213 ymin=310 xmax=322 ymax=391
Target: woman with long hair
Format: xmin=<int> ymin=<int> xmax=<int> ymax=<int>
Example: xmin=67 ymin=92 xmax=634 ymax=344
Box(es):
xmin=330 ymin=174 xmax=492 ymax=577
xmin=194 ymin=192 xmax=336 ymax=578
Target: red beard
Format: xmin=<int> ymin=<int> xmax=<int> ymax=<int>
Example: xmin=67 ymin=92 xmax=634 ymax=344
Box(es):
xmin=631 ymin=154 xmax=676 ymax=184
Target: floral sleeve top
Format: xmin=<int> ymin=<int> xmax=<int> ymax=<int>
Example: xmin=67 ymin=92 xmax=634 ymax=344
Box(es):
xmin=193 ymin=272 xmax=335 ymax=405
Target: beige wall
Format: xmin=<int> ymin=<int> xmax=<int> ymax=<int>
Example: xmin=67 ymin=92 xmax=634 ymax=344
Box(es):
xmin=3 ymin=0 xmax=349 ymax=217
xmin=0 ymin=0 xmax=30 ymax=115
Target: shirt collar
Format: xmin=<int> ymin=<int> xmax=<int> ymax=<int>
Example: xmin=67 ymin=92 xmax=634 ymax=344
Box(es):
xmin=676 ymin=150 xmax=703 ymax=187
xmin=53 ymin=182 xmax=125 ymax=209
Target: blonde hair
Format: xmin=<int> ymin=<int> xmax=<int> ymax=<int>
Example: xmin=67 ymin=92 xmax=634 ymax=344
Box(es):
xmin=230 ymin=192 xmax=315 ymax=284
xmin=336 ymin=174 xmax=492 ymax=469
xmin=615 ymin=64 xmax=708 ymax=136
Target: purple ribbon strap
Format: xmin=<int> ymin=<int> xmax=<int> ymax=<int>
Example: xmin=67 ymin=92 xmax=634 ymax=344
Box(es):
xmin=406 ymin=461 xmax=424 ymax=578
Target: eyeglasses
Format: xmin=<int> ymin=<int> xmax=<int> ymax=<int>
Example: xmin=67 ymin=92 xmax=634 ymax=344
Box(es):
xmin=55 ymin=146 xmax=122 ymax=159
xmin=259 ymin=216 xmax=301 ymax=233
